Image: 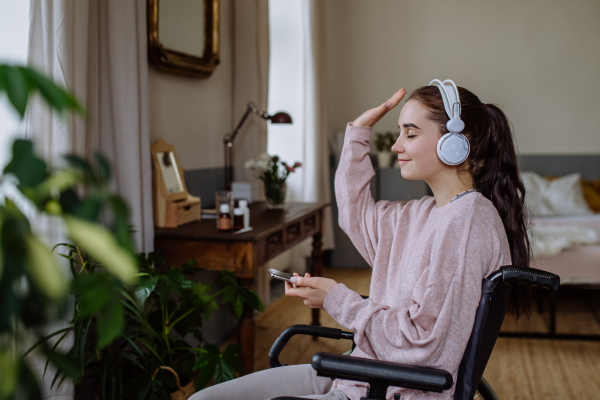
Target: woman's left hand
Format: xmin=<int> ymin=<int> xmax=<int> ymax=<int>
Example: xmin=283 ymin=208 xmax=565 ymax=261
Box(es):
xmin=285 ymin=273 xmax=338 ymax=309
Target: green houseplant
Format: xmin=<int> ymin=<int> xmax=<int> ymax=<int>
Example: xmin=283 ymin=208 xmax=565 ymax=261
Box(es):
xmin=0 ymin=64 xmax=139 ymax=400
xmin=374 ymin=131 xmax=399 ymax=168
xmin=0 ymin=64 xmax=264 ymax=400
xmin=30 ymin=248 xmax=263 ymax=399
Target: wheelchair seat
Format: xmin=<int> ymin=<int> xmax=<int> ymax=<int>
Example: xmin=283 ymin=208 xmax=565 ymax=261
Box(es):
xmin=269 ymin=265 xmax=560 ymax=400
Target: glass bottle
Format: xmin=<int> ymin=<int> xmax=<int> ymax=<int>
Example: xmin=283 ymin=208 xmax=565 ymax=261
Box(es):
xmin=218 ymin=204 xmax=232 ymax=232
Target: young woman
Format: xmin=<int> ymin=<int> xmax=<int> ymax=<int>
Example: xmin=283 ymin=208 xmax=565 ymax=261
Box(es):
xmin=189 ymin=82 xmax=531 ymax=400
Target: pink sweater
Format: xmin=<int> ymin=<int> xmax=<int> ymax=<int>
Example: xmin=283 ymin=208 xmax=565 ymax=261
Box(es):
xmin=323 ymin=124 xmax=512 ymax=400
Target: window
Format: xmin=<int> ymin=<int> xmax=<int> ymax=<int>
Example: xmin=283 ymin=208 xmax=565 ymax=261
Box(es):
xmin=267 ymin=0 xmax=304 ymax=201
xmin=0 ymin=0 xmax=30 ymax=170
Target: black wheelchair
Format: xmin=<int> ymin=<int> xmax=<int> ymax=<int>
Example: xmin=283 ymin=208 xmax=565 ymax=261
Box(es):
xmin=268 ymin=265 xmax=560 ymax=400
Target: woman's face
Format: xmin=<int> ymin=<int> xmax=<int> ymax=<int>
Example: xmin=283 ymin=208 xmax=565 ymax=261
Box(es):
xmin=392 ymin=99 xmax=445 ymax=181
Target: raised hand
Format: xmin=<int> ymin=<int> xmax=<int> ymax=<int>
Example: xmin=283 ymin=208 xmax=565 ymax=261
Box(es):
xmin=352 ymin=88 xmax=406 ymax=127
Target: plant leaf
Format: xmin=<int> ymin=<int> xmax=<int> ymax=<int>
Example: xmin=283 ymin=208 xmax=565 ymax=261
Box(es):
xmin=41 ymin=344 xmax=81 ymax=379
xmin=129 ymin=335 xmax=163 ymax=364
xmin=24 ymin=234 xmax=67 ymax=299
xmin=220 ymin=286 xmax=235 ymax=304
xmin=193 ymin=344 xmax=220 ymax=390
xmin=214 ymin=356 xmax=235 ymax=384
xmin=63 ymin=155 xmax=97 ymax=184
xmin=134 ymin=275 xmax=159 ymax=306
xmin=64 ymin=216 xmax=137 ymax=285
xmin=3 ymin=139 xmax=49 ymax=188
xmin=221 ymin=344 xmax=244 ymax=374
xmin=97 ymin=298 xmax=124 ymax=349
xmin=232 ymin=294 xmax=244 ymax=319
xmin=240 ymin=288 xmax=265 ymax=312
xmin=73 ymin=195 xmax=103 ymax=222
xmin=93 ymin=152 xmax=112 ymax=183
xmin=23 ymin=327 xmax=73 ymax=358
xmin=5 ymin=65 xmax=29 ymax=117
xmin=0 ymin=344 xmax=18 ymax=398
xmin=19 ymin=66 xmax=84 ymax=116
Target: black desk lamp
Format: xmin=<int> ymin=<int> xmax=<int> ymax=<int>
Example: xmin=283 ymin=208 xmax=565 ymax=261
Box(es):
xmin=224 ymin=101 xmax=292 ymax=190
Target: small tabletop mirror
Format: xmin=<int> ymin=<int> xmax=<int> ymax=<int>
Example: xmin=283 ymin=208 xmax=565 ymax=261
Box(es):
xmin=157 ymin=151 xmax=184 ymax=195
xmin=151 ymin=139 xmax=188 ymax=202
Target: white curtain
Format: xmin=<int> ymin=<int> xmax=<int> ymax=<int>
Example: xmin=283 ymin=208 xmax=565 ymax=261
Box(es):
xmin=27 ymin=0 xmax=153 ymax=253
xmin=262 ymin=0 xmax=334 ymax=286
xmin=298 ymin=0 xmax=335 ymax=252
xmin=26 ymin=1 xmax=151 ymax=398
xmin=232 ymin=0 xmax=270 ymax=186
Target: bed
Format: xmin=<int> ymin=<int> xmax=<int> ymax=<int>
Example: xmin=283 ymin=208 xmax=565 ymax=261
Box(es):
xmin=499 ymin=155 xmax=600 ymax=341
xmin=530 ymin=214 xmax=600 ymax=285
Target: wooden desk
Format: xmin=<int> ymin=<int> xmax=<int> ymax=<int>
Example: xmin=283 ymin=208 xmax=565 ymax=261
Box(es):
xmin=154 ymin=201 xmax=330 ymax=374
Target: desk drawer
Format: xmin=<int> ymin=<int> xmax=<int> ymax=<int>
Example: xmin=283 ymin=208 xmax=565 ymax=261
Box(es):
xmin=286 ymin=222 xmax=301 ymax=243
xmin=266 ymin=230 xmax=284 ymax=258
xmin=302 ymin=214 xmax=317 ymax=234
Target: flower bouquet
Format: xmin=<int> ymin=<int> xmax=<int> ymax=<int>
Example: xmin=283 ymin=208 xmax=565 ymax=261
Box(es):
xmin=245 ymin=153 xmax=302 ymax=208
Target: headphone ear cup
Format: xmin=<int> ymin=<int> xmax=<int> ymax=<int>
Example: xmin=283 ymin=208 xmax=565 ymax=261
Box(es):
xmin=437 ymin=133 xmax=470 ymax=165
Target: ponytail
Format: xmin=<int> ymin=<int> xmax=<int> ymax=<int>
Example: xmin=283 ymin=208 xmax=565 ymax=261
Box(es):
xmin=481 ymin=104 xmax=532 ymax=317
xmin=408 ymin=87 xmax=532 ymax=318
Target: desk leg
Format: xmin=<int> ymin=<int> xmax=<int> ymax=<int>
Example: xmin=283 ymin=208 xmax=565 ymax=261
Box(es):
xmin=311 ymin=231 xmax=323 ymax=340
xmin=238 ymin=277 xmax=255 ymax=375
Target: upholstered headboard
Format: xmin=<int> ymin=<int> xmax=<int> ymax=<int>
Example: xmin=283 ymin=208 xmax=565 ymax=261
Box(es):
xmin=518 ymin=155 xmax=600 ymax=180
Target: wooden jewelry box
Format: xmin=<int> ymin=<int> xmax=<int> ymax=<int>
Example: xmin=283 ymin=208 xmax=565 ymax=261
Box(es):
xmin=151 ymin=139 xmax=201 ymax=228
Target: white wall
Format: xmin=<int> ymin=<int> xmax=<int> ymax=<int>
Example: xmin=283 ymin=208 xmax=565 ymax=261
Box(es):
xmin=323 ymin=0 xmax=600 ymax=154
xmin=148 ymin=0 xmax=233 ymax=170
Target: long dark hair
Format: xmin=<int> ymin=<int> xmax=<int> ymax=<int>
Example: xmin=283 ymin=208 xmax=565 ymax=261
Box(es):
xmin=408 ymin=86 xmax=532 ymax=317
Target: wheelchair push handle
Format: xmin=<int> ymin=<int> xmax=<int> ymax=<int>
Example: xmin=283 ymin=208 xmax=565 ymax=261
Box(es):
xmin=487 ymin=265 xmax=560 ymax=293
xmin=269 ymin=324 xmax=354 ymax=368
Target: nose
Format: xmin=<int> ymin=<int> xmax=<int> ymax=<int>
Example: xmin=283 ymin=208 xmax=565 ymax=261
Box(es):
xmin=391 ymin=135 xmax=405 ymax=154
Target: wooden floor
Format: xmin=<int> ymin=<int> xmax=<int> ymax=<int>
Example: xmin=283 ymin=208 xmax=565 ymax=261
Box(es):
xmin=229 ymin=268 xmax=600 ymax=400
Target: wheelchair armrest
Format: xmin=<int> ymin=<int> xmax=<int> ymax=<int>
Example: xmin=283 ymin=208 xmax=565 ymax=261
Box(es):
xmin=487 ymin=265 xmax=560 ymax=293
xmin=311 ymin=352 xmax=453 ymax=394
xmin=269 ymin=325 xmax=354 ymax=368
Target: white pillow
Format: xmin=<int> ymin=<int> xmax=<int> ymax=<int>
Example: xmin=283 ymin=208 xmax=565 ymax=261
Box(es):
xmin=521 ymin=171 xmax=593 ymax=217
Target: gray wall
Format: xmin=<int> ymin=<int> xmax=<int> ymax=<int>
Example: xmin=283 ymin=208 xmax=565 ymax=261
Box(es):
xmin=518 ymin=155 xmax=600 ymax=180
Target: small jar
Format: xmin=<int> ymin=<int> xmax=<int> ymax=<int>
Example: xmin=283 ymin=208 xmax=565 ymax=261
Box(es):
xmin=218 ymin=204 xmax=232 ymax=232
xmin=233 ymin=208 xmax=244 ymax=231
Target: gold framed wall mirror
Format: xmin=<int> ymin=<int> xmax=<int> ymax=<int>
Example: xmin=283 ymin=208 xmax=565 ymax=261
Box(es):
xmin=147 ymin=0 xmax=220 ymax=78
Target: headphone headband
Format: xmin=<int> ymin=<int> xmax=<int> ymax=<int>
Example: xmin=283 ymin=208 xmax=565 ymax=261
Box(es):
xmin=429 ymin=79 xmax=461 ymax=120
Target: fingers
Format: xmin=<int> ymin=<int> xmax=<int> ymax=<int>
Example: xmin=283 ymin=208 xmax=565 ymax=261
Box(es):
xmin=380 ymin=88 xmax=406 ymax=111
xmin=286 ymin=286 xmax=310 ymax=298
xmin=284 ymin=282 xmax=294 ymax=296
xmin=353 ymin=88 xmax=406 ymax=127
xmin=293 ymin=276 xmax=310 ymax=288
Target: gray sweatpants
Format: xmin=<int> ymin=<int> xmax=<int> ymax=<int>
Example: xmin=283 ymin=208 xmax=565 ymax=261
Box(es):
xmin=188 ymin=364 xmax=349 ymax=400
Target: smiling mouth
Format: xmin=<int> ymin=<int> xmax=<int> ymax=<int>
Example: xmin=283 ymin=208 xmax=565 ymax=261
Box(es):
xmin=398 ymin=159 xmax=411 ymax=162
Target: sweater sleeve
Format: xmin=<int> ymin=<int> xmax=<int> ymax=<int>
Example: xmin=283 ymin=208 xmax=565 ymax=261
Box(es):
xmin=323 ymin=201 xmax=509 ymax=365
xmin=334 ymin=123 xmax=407 ymax=267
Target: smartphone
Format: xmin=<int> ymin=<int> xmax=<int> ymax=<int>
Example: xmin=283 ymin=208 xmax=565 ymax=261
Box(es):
xmin=268 ymin=268 xmax=293 ymax=282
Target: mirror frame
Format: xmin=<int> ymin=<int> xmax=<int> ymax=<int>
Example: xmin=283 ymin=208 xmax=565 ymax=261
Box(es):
xmin=147 ymin=0 xmax=220 ymax=79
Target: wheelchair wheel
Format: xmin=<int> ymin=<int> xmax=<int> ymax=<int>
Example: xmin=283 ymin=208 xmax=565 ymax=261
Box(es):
xmin=474 ymin=377 xmax=499 ymax=400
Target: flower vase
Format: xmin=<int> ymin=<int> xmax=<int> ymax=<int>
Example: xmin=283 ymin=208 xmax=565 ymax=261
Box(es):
xmin=264 ymin=180 xmax=287 ymax=209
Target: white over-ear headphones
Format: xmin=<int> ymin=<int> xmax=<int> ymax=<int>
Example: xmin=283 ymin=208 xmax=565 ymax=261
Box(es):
xmin=429 ymin=79 xmax=470 ymax=165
